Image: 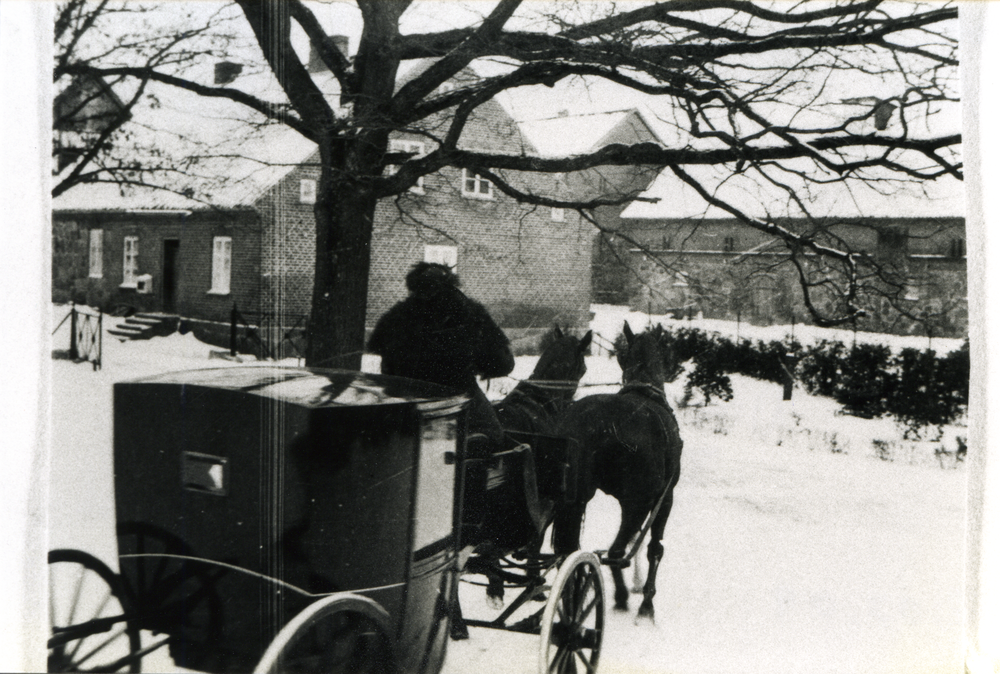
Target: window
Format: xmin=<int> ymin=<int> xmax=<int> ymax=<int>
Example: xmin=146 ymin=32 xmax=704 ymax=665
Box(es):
xmin=210 ymin=236 xmax=232 ymax=294
xmin=300 ymin=178 xmax=317 ymax=204
xmin=88 ymin=229 xmax=103 ymax=278
xmin=461 ymin=169 xmax=492 ymax=199
xmin=424 ymin=244 xmax=457 ymax=268
xmin=948 ymin=238 xmax=966 ymax=259
xmin=551 ymin=207 xmax=565 ymax=222
xmin=122 ymin=236 xmax=138 ymax=287
xmin=388 ymin=140 xmax=425 ymax=193
xmin=723 ymin=236 xmax=736 ymax=252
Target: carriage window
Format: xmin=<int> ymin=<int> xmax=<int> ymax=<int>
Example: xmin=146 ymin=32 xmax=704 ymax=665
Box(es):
xmin=388 ymin=140 xmax=425 ymax=193
xmin=122 ymin=236 xmax=138 ymax=287
xmin=210 ymin=236 xmax=232 ymax=295
xmin=424 ymin=245 xmax=457 ymax=268
xmin=551 ymin=207 xmax=565 ymax=222
xmin=300 ymin=178 xmax=317 ymax=204
xmin=948 ymin=238 xmax=965 ymax=258
xmin=88 ymin=229 xmax=103 ymax=278
xmin=461 ymin=169 xmax=493 ymax=199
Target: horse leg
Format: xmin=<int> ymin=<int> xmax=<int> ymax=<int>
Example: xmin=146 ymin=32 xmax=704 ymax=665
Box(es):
xmin=607 ymin=500 xmax=648 ymax=612
xmin=637 ymin=487 xmax=675 ymax=621
xmin=486 ymin=569 xmax=505 ymax=610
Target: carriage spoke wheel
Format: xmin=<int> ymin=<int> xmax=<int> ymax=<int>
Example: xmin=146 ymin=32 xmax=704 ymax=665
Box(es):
xmin=115 ymin=523 xmax=223 ymax=670
xmin=48 ymin=549 xmax=142 ymax=673
xmin=539 ymin=552 xmax=604 ymax=674
xmin=254 ymin=594 xmax=399 ymax=674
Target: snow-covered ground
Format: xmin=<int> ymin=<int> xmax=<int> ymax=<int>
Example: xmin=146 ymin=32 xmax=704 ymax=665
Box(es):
xmin=46 ymin=304 xmax=967 ymax=674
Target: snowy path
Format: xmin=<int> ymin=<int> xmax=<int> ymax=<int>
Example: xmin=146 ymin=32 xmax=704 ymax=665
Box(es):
xmin=46 ymin=307 xmax=967 ymax=674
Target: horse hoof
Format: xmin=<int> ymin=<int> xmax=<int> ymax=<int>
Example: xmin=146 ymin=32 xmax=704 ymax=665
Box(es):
xmin=450 ymin=624 xmax=470 ymax=641
xmin=636 ymin=604 xmax=655 ymax=622
xmin=613 ymin=601 xmax=630 ymax=613
xmin=486 ymin=594 xmax=505 ymax=611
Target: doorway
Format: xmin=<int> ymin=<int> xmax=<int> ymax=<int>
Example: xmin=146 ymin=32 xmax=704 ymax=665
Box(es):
xmin=163 ymin=239 xmax=180 ymax=313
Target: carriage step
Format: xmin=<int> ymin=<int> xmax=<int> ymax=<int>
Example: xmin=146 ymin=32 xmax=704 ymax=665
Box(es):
xmin=598 ymin=553 xmax=631 ymax=568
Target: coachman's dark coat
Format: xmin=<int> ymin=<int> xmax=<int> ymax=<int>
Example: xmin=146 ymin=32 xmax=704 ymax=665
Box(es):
xmin=368 ymin=262 xmax=514 ymax=447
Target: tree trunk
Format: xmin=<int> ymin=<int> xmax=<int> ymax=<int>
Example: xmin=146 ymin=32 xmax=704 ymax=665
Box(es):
xmin=305 ymin=142 xmax=378 ymax=370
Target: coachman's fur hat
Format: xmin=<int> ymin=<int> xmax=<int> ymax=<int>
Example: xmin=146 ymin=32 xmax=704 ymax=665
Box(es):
xmin=406 ymin=262 xmax=461 ymax=297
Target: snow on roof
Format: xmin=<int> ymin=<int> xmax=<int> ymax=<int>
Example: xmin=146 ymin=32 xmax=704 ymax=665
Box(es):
xmin=54 ymin=69 xmax=332 ymax=212
xmin=619 ymin=165 xmax=966 ymax=220
xmin=517 ymin=108 xmax=670 ymax=157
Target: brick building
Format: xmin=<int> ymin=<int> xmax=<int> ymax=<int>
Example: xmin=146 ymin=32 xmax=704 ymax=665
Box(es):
xmin=52 ymin=61 xmax=598 ymax=340
xmin=592 ymin=168 xmax=968 ymax=337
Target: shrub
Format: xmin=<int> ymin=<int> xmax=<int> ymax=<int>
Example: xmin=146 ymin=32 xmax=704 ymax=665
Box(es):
xmin=834 ymin=343 xmax=893 ymax=419
xmin=620 ymin=323 xmax=967 ymax=432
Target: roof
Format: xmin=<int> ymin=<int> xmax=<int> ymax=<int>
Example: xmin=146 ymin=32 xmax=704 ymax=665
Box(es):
xmin=618 ymin=165 xmax=966 ymax=220
xmin=122 ymin=366 xmax=467 ymax=412
xmin=518 ymin=108 xmax=669 ymax=157
xmin=53 ymin=69 xmax=337 ymax=212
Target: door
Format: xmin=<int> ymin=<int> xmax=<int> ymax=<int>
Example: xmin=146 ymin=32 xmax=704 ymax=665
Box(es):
xmin=163 ymin=239 xmax=180 ymax=313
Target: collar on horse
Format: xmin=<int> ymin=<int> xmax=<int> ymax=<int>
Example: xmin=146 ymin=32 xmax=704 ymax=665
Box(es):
xmin=619 ymin=381 xmax=668 ymax=406
xmin=508 ymin=379 xmax=576 ymax=416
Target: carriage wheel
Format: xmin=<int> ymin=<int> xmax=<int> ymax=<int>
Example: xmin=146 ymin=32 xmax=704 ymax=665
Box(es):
xmin=48 ymin=549 xmax=142 ymax=673
xmin=538 ymin=551 xmax=604 ymax=674
xmin=253 ymin=594 xmax=399 ymax=674
xmin=115 ymin=522 xmax=223 ymax=669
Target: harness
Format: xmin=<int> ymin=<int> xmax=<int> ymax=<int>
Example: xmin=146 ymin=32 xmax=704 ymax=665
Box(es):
xmin=619 ymin=381 xmax=668 ymax=406
xmin=503 ymin=380 xmax=576 ymax=418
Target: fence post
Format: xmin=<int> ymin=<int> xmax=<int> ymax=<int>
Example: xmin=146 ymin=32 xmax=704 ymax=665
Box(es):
xmin=95 ymin=309 xmax=103 ymax=371
xmin=230 ymin=303 xmax=238 ymax=357
xmin=69 ymin=304 xmax=78 ymax=361
xmin=781 ymin=351 xmax=795 ymax=401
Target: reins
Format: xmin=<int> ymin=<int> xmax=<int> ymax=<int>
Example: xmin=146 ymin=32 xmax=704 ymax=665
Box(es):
xmin=619 ymin=381 xmax=669 ymax=405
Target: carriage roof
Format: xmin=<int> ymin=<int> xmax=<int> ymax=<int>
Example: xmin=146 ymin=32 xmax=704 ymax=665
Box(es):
xmin=120 ymin=366 xmax=468 ymax=415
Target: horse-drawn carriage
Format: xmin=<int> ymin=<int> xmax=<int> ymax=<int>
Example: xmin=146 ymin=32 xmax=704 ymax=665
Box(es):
xmin=48 ymin=360 xmax=604 ymax=674
xmin=49 ymin=323 xmax=680 ymax=674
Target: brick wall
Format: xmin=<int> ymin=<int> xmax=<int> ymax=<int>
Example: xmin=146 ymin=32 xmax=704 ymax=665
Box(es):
xmin=52 ymin=210 xmax=261 ymax=322
xmin=51 ymin=216 xmax=89 ymax=303
xmin=255 ymin=160 xmax=321 ymax=319
xmin=256 ymin=97 xmax=594 ymax=330
xmin=368 ymin=167 xmax=592 ymax=328
xmin=619 ymin=217 xmax=967 ymax=337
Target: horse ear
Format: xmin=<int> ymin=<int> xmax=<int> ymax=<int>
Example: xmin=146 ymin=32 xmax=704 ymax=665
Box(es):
xmin=579 ymin=330 xmax=593 ymax=352
xmin=623 ymin=321 xmax=634 ymax=345
xmin=553 ymin=324 xmax=564 ymax=339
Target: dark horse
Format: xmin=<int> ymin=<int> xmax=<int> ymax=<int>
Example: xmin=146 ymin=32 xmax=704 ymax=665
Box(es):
xmin=494 ymin=326 xmax=593 ymax=436
xmin=450 ymin=326 xmax=593 ymax=637
xmin=554 ymin=321 xmax=683 ymax=620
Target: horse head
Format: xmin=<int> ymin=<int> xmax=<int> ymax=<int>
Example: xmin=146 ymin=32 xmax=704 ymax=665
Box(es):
xmin=531 ymin=325 xmax=592 ymax=386
xmin=617 ymin=321 xmax=667 ymax=390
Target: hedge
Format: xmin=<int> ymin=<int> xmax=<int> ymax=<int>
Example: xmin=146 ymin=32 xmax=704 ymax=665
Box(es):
xmin=620 ymin=325 xmax=969 ymax=433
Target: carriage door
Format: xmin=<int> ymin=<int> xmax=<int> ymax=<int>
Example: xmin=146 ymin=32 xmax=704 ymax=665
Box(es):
xmin=163 ymin=239 xmax=180 ymax=313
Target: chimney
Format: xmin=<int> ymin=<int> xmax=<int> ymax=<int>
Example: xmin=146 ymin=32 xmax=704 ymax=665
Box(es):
xmin=308 ymin=35 xmax=350 ymax=73
xmin=214 ymin=61 xmax=243 ymax=85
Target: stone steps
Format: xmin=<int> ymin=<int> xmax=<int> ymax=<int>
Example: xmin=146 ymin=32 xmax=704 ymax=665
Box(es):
xmin=108 ymin=313 xmax=179 ymax=340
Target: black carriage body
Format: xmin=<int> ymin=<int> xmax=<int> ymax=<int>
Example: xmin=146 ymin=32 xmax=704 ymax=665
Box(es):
xmin=112 ymin=366 xmax=465 ymax=673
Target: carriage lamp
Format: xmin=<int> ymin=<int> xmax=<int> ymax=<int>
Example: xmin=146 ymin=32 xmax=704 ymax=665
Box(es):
xmin=181 ymin=451 xmax=228 ymax=495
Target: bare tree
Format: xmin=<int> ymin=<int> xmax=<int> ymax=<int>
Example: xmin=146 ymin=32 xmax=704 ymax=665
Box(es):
xmin=61 ymin=0 xmax=961 ymax=367
xmin=53 ymin=1 xmax=247 ymax=198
